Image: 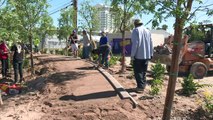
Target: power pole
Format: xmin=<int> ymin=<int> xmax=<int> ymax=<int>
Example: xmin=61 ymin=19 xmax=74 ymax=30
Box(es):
xmin=73 ymin=0 xmax=77 ymax=29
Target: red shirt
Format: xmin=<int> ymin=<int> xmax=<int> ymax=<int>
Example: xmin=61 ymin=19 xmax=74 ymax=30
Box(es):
xmin=0 ymin=43 xmax=9 ymax=59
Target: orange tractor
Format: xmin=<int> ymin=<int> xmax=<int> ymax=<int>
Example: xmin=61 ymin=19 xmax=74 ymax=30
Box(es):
xmin=153 ymin=24 xmax=213 ymax=79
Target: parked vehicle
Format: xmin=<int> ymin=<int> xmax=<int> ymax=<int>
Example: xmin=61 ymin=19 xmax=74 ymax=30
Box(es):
xmin=153 ymin=24 xmax=213 ymax=79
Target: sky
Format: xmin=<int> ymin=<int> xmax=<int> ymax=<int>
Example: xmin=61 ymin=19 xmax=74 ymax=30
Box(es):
xmin=48 ymin=0 xmax=213 ymax=34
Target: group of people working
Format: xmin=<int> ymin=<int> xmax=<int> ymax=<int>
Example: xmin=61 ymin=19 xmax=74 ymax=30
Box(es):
xmin=0 ymin=41 xmax=27 ymax=84
xmin=67 ymin=18 xmax=153 ymax=93
xmin=68 ymin=30 xmax=110 ymax=69
xmin=0 ymin=18 xmax=153 ymax=94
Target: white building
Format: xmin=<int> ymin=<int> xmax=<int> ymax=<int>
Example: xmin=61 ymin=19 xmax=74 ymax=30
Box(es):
xmin=95 ymin=4 xmax=114 ymax=33
xmin=41 ymin=35 xmax=66 ymax=49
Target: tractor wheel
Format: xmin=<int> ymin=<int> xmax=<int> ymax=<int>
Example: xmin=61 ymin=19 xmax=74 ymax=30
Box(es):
xmin=190 ymin=62 xmax=207 ymax=79
xmin=166 ymin=65 xmax=170 ymax=73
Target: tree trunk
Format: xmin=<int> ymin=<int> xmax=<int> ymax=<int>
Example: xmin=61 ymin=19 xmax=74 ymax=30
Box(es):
xmin=73 ymin=0 xmax=78 ymax=29
xmin=66 ymin=38 xmax=68 ymax=56
xmin=89 ymin=29 xmax=92 ymax=42
xmin=163 ymin=0 xmax=193 ymax=119
xmin=120 ymin=0 xmax=127 ymax=73
xmin=163 ymin=18 xmax=183 ymax=120
xmin=29 ymin=34 xmax=34 ymax=75
xmin=121 ymin=30 xmax=126 ymax=73
xmin=41 ymin=35 xmax=46 ymax=53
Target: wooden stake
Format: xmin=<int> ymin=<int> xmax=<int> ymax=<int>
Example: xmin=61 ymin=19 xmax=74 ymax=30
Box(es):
xmin=0 ymin=90 xmax=3 ymax=105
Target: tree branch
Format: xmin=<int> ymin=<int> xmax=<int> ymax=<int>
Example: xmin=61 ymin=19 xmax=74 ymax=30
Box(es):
xmin=0 ymin=0 xmax=5 ymax=8
xmin=187 ymin=3 xmax=213 ymax=21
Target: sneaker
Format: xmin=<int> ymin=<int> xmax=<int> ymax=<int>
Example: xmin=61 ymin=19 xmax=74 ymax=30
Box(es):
xmin=102 ymin=66 xmax=109 ymax=70
xmin=135 ymin=87 xmax=144 ymax=93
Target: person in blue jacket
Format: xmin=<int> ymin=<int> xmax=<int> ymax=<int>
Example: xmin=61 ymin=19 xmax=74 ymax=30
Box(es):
xmin=98 ymin=31 xmax=110 ymax=69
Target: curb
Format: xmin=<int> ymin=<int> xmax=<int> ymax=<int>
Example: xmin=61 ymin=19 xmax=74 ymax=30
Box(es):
xmin=88 ymin=61 xmax=138 ymax=108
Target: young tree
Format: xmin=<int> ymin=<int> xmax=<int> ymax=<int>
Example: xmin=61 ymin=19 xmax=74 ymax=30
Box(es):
xmin=57 ymin=7 xmax=75 ymax=55
xmin=0 ymin=5 xmax=21 ymax=42
xmin=9 ymin=0 xmax=49 ymax=75
xmin=111 ymin=0 xmax=150 ymax=72
xmin=79 ymin=0 xmax=99 ymax=42
xmin=110 ymin=5 xmax=134 ymax=33
xmin=0 ymin=0 xmax=5 ymax=8
xmin=37 ymin=12 xmax=56 ymax=52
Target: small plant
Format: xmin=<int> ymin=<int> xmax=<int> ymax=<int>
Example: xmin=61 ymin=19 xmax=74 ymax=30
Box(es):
xmin=23 ymin=58 xmax=30 ymax=68
xmin=203 ymin=91 xmax=213 ymax=114
xmin=150 ymin=79 xmax=163 ymax=95
xmin=197 ymin=90 xmax=213 ymax=118
xmin=150 ymin=61 xmax=166 ymax=95
xmin=91 ymin=53 xmax=99 ymax=61
xmin=181 ymin=74 xmax=202 ymax=96
xmin=109 ymin=55 xmax=120 ymax=67
xmin=151 ymin=60 xmax=166 ymax=80
xmin=78 ymin=48 xmax=83 ymax=58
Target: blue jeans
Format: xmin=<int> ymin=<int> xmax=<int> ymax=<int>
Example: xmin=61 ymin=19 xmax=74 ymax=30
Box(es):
xmin=1 ymin=59 xmax=8 ymax=78
xmin=13 ymin=61 xmax=23 ymax=83
xmin=133 ymin=59 xmax=149 ymax=89
xmin=99 ymin=46 xmax=110 ymax=68
xmin=83 ymin=46 xmax=91 ymax=59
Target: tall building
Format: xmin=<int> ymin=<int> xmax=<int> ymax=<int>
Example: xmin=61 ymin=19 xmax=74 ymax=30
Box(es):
xmin=95 ymin=4 xmax=114 ymax=33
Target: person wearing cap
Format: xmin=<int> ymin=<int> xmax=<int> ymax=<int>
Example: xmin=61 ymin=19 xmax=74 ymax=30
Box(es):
xmin=82 ymin=30 xmax=91 ymax=59
xmin=131 ymin=19 xmax=153 ymax=93
xmin=0 ymin=40 xmax=10 ymax=79
xmin=69 ymin=30 xmax=79 ymax=58
xmin=98 ymin=31 xmax=110 ymax=68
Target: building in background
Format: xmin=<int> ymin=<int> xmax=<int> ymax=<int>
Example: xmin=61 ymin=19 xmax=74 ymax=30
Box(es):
xmin=95 ymin=4 xmax=114 ymax=33
xmin=40 ymin=35 xmax=66 ymax=50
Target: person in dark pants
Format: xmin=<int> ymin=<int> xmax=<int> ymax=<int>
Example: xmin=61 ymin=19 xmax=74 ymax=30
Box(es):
xmin=98 ymin=31 xmax=110 ymax=69
xmin=0 ymin=40 xmax=10 ymax=79
xmin=11 ymin=41 xmax=27 ymax=83
xmin=131 ymin=19 xmax=153 ymax=93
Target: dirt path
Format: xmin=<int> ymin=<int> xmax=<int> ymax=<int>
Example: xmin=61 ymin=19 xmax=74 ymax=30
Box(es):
xmin=0 ymin=55 xmax=146 ymax=120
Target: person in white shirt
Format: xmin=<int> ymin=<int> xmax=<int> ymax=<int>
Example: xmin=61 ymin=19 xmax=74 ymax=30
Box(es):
xmin=82 ymin=30 xmax=91 ymax=59
xmin=131 ymin=19 xmax=153 ymax=93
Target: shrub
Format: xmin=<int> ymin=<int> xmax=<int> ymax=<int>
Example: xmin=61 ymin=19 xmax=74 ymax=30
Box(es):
xmin=197 ymin=90 xmax=213 ymax=118
xmin=91 ymin=53 xmax=99 ymax=61
xmin=109 ymin=55 xmax=120 ymax=67
xmin=203 ymin=91 xmax=213 ymax=114
xmin=150 ymin=79 xmax=163 ymax=95
xmin=151 ymin=60 xmax=166 ymax=80
xmin=23 ymin=59 xmax=30 ymax=68
xmin=181 ymin=74 xmax=201 ymax=96
xmin=150 ymin=61 xmax=166 ymax=95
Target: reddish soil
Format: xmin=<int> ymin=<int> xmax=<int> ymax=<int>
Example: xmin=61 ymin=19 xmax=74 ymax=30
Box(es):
xmin=0 ymin=54 xmax=212 ymax=120
xmin=109 ymin=62 xmax=213 ymax=120
xmin=0 ymin=55 xmax=145 ymax=120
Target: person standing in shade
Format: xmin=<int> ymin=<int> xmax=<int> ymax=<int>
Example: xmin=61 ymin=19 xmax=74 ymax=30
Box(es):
xmin=11 ymin=41 xmax=27 ymax=83
xmin=98 ymin=31 xmax=110 ymax=69
xmin=69 ymin=30 xmax=79 ymax=58
xmin=82 ymin=30 xmax=91 ymax=59
xmin=131 ymin=19 xmax=153 ymax=93
xmin=0 ymin=40 xmax=10 ymax=79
